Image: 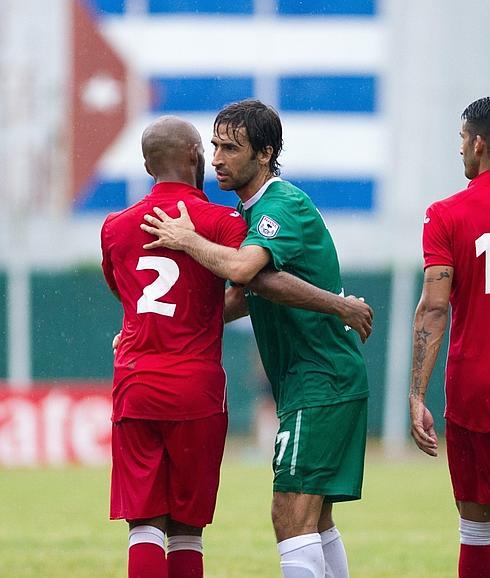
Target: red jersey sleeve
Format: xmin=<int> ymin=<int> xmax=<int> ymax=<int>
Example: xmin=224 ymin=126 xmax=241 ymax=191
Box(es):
xmin=101 ymin=215 xmax=118 ymax=293
xmin=211 ymin=208 xmax=248 ymax=249
xmin=422 ymin=203 xmax=453 ymax=269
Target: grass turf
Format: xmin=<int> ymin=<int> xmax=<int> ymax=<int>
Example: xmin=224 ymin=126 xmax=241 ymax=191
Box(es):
xmin=0 ymin=443 xmax=457 ymax=577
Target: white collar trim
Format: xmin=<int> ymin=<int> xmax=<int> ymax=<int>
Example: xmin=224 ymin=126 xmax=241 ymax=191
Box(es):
xmin=242 ymin=177 xmax=282 ymax=210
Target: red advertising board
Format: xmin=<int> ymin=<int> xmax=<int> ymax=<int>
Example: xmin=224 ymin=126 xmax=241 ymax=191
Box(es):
xmin=0 ymin=383 xmax=112 ymax=467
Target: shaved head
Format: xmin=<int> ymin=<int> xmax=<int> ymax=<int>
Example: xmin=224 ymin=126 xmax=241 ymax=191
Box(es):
xmin=141 ymin=116 xmax=205 ymax=189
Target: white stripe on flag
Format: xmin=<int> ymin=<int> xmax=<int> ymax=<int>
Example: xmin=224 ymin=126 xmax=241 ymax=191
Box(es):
xmin=102 ymin=16 xmax=386 ymax=75
xmin=99 ymin=113 xmax=386 ymax=178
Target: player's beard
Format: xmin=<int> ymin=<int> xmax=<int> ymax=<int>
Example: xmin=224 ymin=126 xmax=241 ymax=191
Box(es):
xmin=225 ymin=154 xmax=261 ymax=192
xmin=196 ymin=153 xmax=205 ymax=191
xmin=464 ymin=157 xmax=479 ymax=180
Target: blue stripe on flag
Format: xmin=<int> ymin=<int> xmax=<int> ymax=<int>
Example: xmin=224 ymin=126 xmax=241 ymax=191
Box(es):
xmin=83 ymin=0 xmax=125 ymax=15
xmin=278 ymin=0 xmax=376 ymax=15
xmin=204 ymin=178 xmax=375 ymax=211
xmin=280 ymin=76 xmax=377 ymax=113
xmin=84 ymin=0 xmax=254 ymax=14
xmin=73 ymin=178 xmax=374 ymax=213
xmin=84 ymin=0 xmax=375 ymax=16
xmin=149 ymin=0 xmax=253 ymax=14
xmin=150 ymin=77 xmax=254 ymax=112
xmin=291 ymin=178 xmax=375 ymax=211
xmin=74 ymin=178 xmax=128 ymax=212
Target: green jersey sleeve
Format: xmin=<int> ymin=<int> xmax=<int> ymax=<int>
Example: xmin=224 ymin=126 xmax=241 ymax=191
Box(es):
xmin=240 ymin=198 xmax=302 ymax=271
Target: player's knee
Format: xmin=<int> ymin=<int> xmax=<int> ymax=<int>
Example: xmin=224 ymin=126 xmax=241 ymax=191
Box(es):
xmin=272 ymin=512 xmax=303 ymax=541
xmin=271 ymin=496 xmax=320 ymax=541
xmin=271 ymin=494 xmax=290 ymax=534
xmin=167 ymin=518 xmax=203 ymax=537
xmin=128 ymin=515 xmax=167 ymax=532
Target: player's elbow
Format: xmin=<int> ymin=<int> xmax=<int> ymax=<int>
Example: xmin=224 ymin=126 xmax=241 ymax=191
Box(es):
xmin=416 ymin=297 xmax=449 ymax=321
xmin=228 ymin=261 xmax=255 ymax=286
xmin=426 ymin=298 xmax=449 ymax=316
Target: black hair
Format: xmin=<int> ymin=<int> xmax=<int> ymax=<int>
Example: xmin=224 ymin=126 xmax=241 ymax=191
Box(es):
xmin=461 ymin=97 xmax=490 ymax=141
xmin=214 ymin=99 xmax=283 ymax=176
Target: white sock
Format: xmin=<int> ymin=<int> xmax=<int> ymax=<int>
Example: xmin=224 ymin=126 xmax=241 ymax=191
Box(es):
xmin=320 ymin=526 xmax=349 ymax=578
xmin=167 ymin=535 xmax=203 ymax=553
xmin=128 ymin=525 xmax=165 ymax=550
xmin=460 ymin=518 xmax=490 ymax=545
xmin=278 ymin=533 xmax=325 ymax=578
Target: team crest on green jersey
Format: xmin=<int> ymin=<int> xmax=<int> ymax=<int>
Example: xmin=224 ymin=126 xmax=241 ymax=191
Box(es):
xmin=257 ymin=215 xmax=280 ymax=238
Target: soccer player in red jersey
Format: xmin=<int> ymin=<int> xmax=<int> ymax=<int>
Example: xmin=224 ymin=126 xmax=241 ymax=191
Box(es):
xmin=409 ymin=97 xmax=490 ymax=578
xmin=101 ymin=116 xmax=248 ymax=578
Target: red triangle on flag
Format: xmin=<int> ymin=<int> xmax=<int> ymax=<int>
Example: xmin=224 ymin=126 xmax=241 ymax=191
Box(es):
xmin=70 ymin=0 xmax=129 ymax=204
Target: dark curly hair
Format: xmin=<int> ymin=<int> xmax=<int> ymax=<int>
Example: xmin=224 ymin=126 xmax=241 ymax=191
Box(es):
xmin=461 ymin=97 xmax=490 ymax=141
xmin=213 ymin=99 xmax=283 ymax=176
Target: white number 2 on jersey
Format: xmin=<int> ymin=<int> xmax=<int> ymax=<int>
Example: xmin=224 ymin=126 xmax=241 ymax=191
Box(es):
xmin=475 ymin=233 xmax=490 ymax=294
xmin=136 ymin=256 xmax=179 ymax=316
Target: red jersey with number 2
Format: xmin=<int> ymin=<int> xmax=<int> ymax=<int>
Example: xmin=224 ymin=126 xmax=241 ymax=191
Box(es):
xmin=423 ymin=169 xmax=490 ymax=432
xmin=101 ymin=182 xmax=247 ymax=422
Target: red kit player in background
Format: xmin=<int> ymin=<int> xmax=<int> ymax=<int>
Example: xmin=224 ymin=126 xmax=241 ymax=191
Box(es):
xmin=101 ymin=116 xmax=247 ymax=578
xmin=409 ymin=97 xmax=490 ymax=578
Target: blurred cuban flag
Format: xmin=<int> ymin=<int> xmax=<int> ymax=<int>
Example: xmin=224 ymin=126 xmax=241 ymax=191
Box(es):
xmin=72 ymin=0 xmax=386 ymax=218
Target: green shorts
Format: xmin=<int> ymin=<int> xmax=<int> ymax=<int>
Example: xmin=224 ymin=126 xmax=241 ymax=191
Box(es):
xmin=272 ymin=399 xmax=367 ymax=501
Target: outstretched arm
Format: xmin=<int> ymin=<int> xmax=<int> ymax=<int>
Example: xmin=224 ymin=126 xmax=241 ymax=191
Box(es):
xmin=409 ymin=265 xmax=453 ymax=457
xmin=248 ymin=269 xmax=373 ymax=343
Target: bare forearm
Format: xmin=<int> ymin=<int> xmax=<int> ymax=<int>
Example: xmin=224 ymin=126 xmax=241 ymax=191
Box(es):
xmin=410 ymin=305 xmax=448 ymax=400
xmin=224 ymin=287 xmax=249 ymax=323
xmin=248 ymin=269 xmax=373 ymax=342
xmin=180 ymin=231 xmax=244 ymax=282
xmin=248 ymin=270 xmax=344 ymax=315
xmin=408 ymin=266 xmax=452 ymax=456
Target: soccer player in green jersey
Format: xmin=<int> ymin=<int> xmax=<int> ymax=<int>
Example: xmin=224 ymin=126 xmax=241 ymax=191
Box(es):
xmin=141 ymin=100 xmax=371 ymax=578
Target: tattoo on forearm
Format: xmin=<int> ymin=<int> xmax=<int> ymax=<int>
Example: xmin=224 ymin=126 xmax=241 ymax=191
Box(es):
xmin=425 ymin=270 xmax=450 ymax=283
xmin=411 ymin=327 xmax=431 ymax=396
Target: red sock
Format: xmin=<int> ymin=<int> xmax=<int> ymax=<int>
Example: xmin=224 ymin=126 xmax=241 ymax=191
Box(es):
xmin=128 ymin=543 xmax=167 ymax=578
xmin=167 ymin=550 xmax=203 ymax=578
xmin=459 ymin=544 xmax=490 ymax=578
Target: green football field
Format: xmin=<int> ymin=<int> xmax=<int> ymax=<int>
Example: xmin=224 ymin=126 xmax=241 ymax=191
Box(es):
xmin=0 ymin=442 xmax=457 ymax=578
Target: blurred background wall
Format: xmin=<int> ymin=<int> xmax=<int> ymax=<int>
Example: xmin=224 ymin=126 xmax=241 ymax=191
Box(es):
xmin=0 ymin=0 xmax=488 ymax=465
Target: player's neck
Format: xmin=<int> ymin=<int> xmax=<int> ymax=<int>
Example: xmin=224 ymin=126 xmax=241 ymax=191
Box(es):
xmin=236 ymin=170 xmax=274 ymax=203
xmin=478 ymin=158 xmax=490 ymax=176
xmin=154 ymin=171 xmax=197 ymax=188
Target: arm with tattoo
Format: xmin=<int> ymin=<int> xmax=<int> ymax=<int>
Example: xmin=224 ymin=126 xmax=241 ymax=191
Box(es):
xmin=409 ymin=265 xmax=453 ymax=456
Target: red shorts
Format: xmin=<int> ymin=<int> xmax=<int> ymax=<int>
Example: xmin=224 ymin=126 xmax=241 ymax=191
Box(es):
xmin=446 ymin=419 xmax=490 ymax=504
xmin=110 ymin=412 xmax=228 ymax=527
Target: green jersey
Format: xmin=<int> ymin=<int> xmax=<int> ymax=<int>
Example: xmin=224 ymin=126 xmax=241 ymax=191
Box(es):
xmin=239 ymin=178 xmax=368 ymax=417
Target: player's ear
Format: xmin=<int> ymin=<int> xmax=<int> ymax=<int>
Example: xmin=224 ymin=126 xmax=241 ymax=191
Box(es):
xmin=190 ymin=143 xmax=200 ymax=166
xmin=474 ymin=134 xmax=486 ymax=155
xmin=144 ymin=160 xmax=154 ymax=179
xmin=257 ymin=146 xmax=273 ymax=167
